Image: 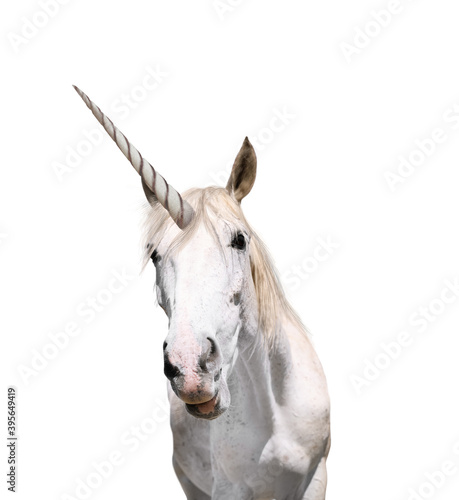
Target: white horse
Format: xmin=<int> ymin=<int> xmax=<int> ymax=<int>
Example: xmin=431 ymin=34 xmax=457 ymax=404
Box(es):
xmin=74 ymin=86 xmax=331 ymax=500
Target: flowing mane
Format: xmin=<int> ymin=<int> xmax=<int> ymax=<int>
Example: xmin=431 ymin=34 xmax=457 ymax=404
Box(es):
xmin=141 ymin=186 xmax=306 ymax=347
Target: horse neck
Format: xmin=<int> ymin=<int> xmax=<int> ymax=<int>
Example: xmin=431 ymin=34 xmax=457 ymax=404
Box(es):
xmin=232 ymin=309 xmax=293 ymax=416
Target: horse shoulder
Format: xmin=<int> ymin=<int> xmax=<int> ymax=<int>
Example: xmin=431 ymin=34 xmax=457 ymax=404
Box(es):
xmin=277 ymin=323 xmax=331 ymax=458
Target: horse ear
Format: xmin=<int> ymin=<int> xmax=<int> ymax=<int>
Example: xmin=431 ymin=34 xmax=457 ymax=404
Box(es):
xmin=226 ymin=137 xmax=257 ymax=203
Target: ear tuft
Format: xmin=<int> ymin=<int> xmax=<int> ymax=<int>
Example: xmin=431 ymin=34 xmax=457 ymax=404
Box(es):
xmin=226 ymin=137 xmax=257 ymax=203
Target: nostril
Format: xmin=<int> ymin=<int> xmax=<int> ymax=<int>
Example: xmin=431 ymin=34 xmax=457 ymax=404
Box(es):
xmin=198 ymin=337 xmax=218 ymax=373
xmin=164 ymin=354 xmax=180 ymax=380
xmin=199 ymin=352 xmax=208 ymax=372
xmin=163 ymin=341 xmax=167 ymax=351
xmin=207 ymin=337 xmax=216 ymax=356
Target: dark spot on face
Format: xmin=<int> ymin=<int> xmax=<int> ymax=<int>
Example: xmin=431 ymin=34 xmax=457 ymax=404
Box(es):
xmin=164 ymin=352 xmax=181 ymax=380
xmin=151 ymin=249 xmax=161 ymax=265
xmin=231 ymin=232 xmax=246 ymax=251
xmin=233 ymin=292 xmax=241 ymax=306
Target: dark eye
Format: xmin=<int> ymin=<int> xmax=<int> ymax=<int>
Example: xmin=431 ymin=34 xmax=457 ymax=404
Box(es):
xmin=231 ymin=233 xmax=246 ymax=251
xmin=151 ymin=249 xmax=161 ymax=265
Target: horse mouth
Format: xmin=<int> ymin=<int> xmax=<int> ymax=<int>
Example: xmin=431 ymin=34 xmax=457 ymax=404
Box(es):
xmin=185 ymin=391 xmax=220 ymax=419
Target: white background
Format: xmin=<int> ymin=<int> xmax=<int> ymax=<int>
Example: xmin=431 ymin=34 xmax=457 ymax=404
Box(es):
xmin=2 ymin=1 xmax=459 ymax=499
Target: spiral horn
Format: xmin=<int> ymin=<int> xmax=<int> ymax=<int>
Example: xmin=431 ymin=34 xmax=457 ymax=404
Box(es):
xmin=73 ymin=86 xmax=194 ymax=229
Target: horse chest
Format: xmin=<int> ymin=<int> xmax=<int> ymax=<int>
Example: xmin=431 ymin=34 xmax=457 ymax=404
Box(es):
xmin=210 ymin=414 xmax=309 ymax=488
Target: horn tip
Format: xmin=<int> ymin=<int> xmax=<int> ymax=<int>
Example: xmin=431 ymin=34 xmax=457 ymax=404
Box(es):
xmin=72 ymin=85 xmax=85 ymax=100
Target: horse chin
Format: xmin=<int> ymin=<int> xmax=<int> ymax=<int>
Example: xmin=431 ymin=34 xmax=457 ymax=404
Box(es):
xmin=185 ymin=387 xmax=229 ymax=420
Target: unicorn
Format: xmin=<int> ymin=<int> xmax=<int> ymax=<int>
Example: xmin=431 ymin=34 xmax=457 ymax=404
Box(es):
xmin=74 ymin=86 xmax=331 ymax=500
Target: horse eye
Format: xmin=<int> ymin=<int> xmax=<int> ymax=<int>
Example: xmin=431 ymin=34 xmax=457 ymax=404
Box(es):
xmin=231 ymin=233 xmax=246 ymax=251
xmin=151 ymin=249 xmax=161 ymax=265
